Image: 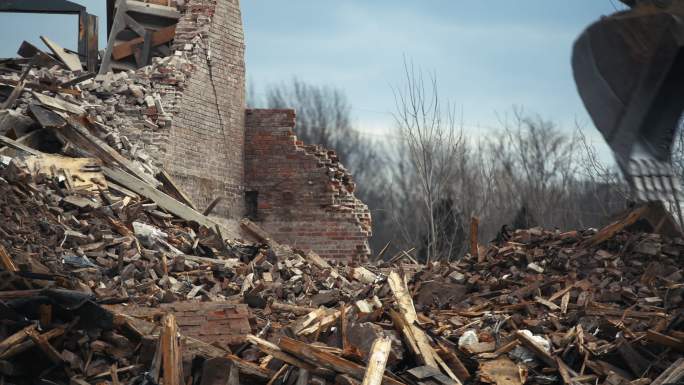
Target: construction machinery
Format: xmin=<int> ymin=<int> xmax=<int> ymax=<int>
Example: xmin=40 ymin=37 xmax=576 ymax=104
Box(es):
xmin=572 ymin=0 xmax=684 ymax=219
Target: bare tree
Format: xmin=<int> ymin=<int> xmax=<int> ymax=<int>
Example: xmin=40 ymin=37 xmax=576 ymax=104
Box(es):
xmin=392 ymin=61 xmax=465 ymax=263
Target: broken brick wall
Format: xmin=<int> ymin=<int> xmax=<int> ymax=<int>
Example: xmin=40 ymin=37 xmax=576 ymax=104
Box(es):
xmin=162 ymin=0 xmax=246 ymax=218
xmin=244 ymin=109 xmax=372 ymax=262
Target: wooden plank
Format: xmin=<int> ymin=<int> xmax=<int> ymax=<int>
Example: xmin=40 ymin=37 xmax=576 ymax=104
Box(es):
xmin=0 ymin=324 xmax=37 ymax=356
xmin=646 ymin=330 xmax=684 ymax=351
xmin=245 ymin=334 xmax=316 ymax=371
xmin=651 ymin=358 xmax=684 ymax=385
xmin=40 ymin=36 xmax=82 ymax=71
xmin=157 ymin=169 xmax=197 ymax=209
xmin=32 ymin=92 xmax=85 ymax=115
xmin=17 ymin=41 xmax=62 ymax=68
xmin=0 ymin=135 xmax=41 ymax=156
xmin=387 ymin=271 xmax=438 ymax=368
xmin=269 ymin=302 xmax=317 ymax=316
xmin=0 ymin=78 xmax=79 ymax=96
xmin=436 ymin=341 xmax=470 ymax=382
xmin=59 ymin=118 xmax=160 ymax=188
xmin=103 ymin=166 xmax=226 ymax=232
xmin=277 ymin=336 xmax=404 ymax=385
xmin=0 ymin=290 xmax=43 ymax=301
xmin=616 ymin=336 xmax=649 ymax=377
xmin=0 ymin=245 xmax=18 ymax=273
xmin=240 ymin=218 xmax=280 ymax=246
xmin=160 ymin=313 xmax=181 ymax=385
xmin=100 ymin=4 xmax=126 ymax=74
xmin=28 ymin=104 xmax=67 ymax=129
xmin=479 ymin=357 xmax=524 ymax=385
xmin=177 ymin=253 xmax=238 ymax=269
xmin=112 ymin=25 xmax=176 ymax=60
xmin=361 ymin=337 xmax=392 ymax=385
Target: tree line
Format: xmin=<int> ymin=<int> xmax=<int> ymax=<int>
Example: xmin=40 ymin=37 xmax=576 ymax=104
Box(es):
xmin=248 ymin=64 xmax=676 ymax=263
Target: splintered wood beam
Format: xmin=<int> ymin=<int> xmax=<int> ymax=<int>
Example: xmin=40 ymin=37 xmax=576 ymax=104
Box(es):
xmin=103 ymin=166 xmax=226 ymax=233
xmin=0 ymin=245 xmax=19 ymax=273
xmin=361 ymin=337 xmax=392 ymax=385
xmin=387 ymin=271 xmax=438 ymax=368
xmin=277 ymin=336 xmax=404 ymax=385
xmin=58 ymin=117 xmax=160 ymax=188
xmin=160 ymin=313 xmax=182 ymax=385
xmin=435 ymin=341 xmax=470 ymax=382
xmin=240 ymin=218 xmax=280 ymax=247
xmin=245 ymin=334 xmax=315 ymax=371
xmin=0 ymin=324 xmax=37 ymax=356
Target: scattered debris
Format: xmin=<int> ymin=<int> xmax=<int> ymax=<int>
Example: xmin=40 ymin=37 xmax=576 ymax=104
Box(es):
xmin=0 ymin=3 xmax=682 ymax=385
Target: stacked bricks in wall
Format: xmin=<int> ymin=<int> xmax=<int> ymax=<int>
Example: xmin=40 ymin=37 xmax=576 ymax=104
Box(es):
xmin=244 ymin=109 xmax=372 ymax=263
xmin=92 ymin=0 xmax=246 ymax=219
xmin=164 ymin=0 xmax=246 ymax=218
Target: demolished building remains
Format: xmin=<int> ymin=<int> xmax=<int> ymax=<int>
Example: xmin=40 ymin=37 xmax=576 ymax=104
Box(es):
xmin=0 ymin=1 xmax=682 ymax=385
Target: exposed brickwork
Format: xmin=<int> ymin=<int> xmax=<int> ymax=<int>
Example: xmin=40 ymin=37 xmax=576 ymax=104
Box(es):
xmin=163 ymin=0 xmax=246 ymax=218
xmin=81 ymin=0 xmax=245 ymax=218
xmin=108 ymin=302 xmax=251 ymax=348
xmin=80 ymin=0 xmax=373 ymax=259
xmin=244 ymin=109 xmax=372 ymax=262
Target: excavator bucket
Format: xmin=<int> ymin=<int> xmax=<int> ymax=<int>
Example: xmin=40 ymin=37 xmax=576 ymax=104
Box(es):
xmin=572 ymin=3 xmax=684 ymax=204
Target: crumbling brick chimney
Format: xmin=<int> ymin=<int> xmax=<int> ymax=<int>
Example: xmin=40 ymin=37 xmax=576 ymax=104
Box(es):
xmin=162 ymin=0 xmax=246 ymax=218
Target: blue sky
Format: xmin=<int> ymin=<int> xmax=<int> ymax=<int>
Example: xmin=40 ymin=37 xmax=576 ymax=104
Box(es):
xmin=242 ymin=1 xmax=623 ymax=148
xmin=0 ymin=0 xmax=625 ymax=155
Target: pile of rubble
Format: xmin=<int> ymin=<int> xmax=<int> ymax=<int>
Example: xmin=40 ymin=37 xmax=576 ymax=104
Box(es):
xmin=0 ymin=17 xmax=682 ymax=385
xmin=1 ymin=49 xmax=194 ymax=176
xmin=0 ymin=139 xmax=682 ymax=385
